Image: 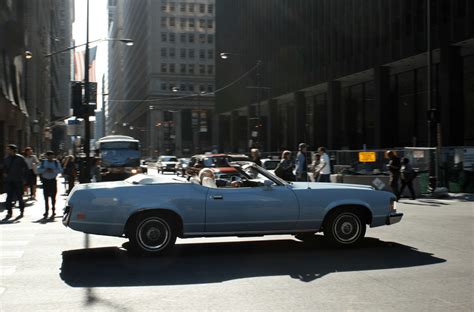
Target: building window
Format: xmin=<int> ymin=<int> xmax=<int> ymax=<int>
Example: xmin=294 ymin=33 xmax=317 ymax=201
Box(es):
xmin=180 ymin=18 xmax=186 ymax=29
xmin=180 ymin=83 xmax=186 ymax=91
xmin=180 ymin=3 xmax=186 ymax=12
xmin=199 ymin=64 xmax=205 ymax=74
xmin=180 ymin=33 xmax=186 ymax=43
xmin=188 ymin=3 xmax=194 ymax=13
xmin=207 ymin=20 xmax=213 ymax=29
xmin=188 ymin=83 xmax=194 ymax=92
xmin=161 ymin=32 xmax=167 ymax=42
xmin=169 ymin=33 xmax=176 ymax=43
xmin=199 ymin=49 xmax=205 ymax=59
xmin=161 ymin=48 xmax=167 ymax=57
xmin=188 ymin=49 xmax=195 ymax=58
xmin=188 ymin=64 xmax=195 ymax=74
xmin=180 ymin=64 xmax=186 ymax=74
xmin=169 ymin=64 xmax=175 ymax=73
xmin=207 ymin=65 xmax=213 ymax=75
xmin=161 ymin=17 xmax=167 ymax=27
xmin=207 ymin=34 xmax=213 ymax=44
xmin=161 ymin=82 xmax=167 ymax=90
xmin=188 ymin=33 xmax=194 ymax=43
xmin=169 ymin=47 xmax=175 ymax=58
xmin=208 ymin=4 xmax=214 ymax=14
xmin=199 ymin=19 xmax=206 ymax=28
xmin=207 ymin=84 xmax=213 ymax=92
xmin=161 ymin=63 xmax=167 ymax=73
xmin=169 ymin=17 xmax=175 ymax=27
xmin=207 ymin=49 xmax=214 ymax=59
xmin=199 ymin=84 xmax=205 ymax=92
xmin=169 ymin=2 xmax=175 ymax=12
xmin=180 ymin=48 xmax=186 ymax=58
xmin=199 ymin=33 xmax=206 ymax=43
xmin=188 ymin=18 xmax=195 ymax=28
xmin=199 ymin=3 xmax=205 ymax=13
xmin=161 ymin=3 xmax=167 ymax=12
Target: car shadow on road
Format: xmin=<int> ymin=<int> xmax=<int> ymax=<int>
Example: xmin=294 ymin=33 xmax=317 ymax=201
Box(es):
xmin=60 ymin=236 xmax=445 ymax=287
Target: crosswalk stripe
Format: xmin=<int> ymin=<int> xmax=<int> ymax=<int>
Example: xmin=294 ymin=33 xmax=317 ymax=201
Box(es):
xmin=0 ymin=241 xmax=28 ymax=247
xmin=0 ymin=266 xmax=16 ymax=276
xmin=0 ymin=251 xmax=24 ymax=259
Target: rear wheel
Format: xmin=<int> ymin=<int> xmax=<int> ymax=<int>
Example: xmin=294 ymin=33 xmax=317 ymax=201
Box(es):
xmin=128 ymin=213 xmax=177 ymax=255
xmin=323 ymin=209 xmax=366 ymax=246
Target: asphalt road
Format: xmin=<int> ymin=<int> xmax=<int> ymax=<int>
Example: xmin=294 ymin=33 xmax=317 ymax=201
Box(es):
xmin=0 ymin=178 xmax=473 ymax=312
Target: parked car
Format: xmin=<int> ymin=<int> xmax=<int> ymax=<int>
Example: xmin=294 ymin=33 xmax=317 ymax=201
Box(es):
xmin=261 ymin=158 xmax=281 ymax=175
xmin=175 ymin=158 xmax=191 ymax=176
xmin=63 ymin=162 xmax=403 ymax=256
xmin=156 ymin=156 xmax=179 ymax=174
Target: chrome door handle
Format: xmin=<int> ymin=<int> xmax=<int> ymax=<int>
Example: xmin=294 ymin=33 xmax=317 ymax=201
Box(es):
xmin=211 ymin=195 xmax=223 ymax=200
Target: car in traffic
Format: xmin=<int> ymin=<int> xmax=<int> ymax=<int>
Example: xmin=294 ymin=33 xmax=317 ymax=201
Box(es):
xmin=156 ymin=155 xmax=179 ymax=174
xmin=63 ymin=162 xmax=403 ymax=256
xmin=185 ymin=154 xmax=251 ymax=178
xmin=175 ymin=158 xmax=191 ymax=176
xmin=261 ymin=158 xmax=281 ymax=174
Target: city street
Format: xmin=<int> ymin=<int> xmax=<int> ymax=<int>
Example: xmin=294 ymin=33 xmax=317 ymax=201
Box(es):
xmin=0 ymin=177 xmax=473 ymax=311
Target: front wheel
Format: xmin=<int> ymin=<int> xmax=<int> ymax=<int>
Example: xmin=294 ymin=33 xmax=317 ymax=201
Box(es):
xmin=128 ymin=214 xmax=177 ymax=255
xmin=323 ymin=209 xmax=366 ymax=246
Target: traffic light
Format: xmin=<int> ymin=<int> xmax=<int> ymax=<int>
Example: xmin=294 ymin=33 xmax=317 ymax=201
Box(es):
xmin=71 ymin=81 xmax=84 ymax=118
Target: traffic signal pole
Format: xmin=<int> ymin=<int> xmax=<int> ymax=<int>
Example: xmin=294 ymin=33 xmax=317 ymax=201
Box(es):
xmin=83 ymin=0 xmax=91 ymax=182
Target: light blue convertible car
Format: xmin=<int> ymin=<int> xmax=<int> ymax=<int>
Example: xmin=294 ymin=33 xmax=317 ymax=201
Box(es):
xmin=63 ymin=163 xmax=403 ymax=255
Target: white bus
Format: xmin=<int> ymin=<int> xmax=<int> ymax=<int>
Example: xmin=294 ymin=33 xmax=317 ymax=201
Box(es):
xmin=95 ymin=135 xmax=143 ymax=181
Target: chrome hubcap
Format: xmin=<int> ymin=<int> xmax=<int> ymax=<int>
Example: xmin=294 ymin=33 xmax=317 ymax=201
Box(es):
xmin=333 ymin=213 xmax=361 ymax=244
xmin=137 ymin=218 xmax=170 ymax=251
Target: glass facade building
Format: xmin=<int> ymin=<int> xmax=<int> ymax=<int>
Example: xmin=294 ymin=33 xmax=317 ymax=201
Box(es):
xmin=215 ymin=0 xmax=474 ymax=153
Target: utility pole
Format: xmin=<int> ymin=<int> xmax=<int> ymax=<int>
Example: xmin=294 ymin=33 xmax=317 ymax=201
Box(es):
xmin=83 ymin=0 xmax=91 ymax=182
xmin=427 ymin=0 xmax=437 ymax=192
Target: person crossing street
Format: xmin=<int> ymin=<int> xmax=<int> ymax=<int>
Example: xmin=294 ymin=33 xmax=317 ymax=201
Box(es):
xmin=37 ymin=151 xmax=63 ymax=218
xmin=3 ymin=144 xmax=28 ymax=218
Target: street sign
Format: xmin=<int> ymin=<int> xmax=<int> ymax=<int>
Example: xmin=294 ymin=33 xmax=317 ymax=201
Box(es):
xmin=359 ymin=151 xmax=376 ymax=163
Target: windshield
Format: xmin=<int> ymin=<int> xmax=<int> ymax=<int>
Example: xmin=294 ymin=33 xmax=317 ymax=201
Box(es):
xmin=160 ymin=156 xmax=178 ymax=162
xmin=203 ymin=156 xmax=230 ymax=167
xmin=241 ymin=163 xmax=288 ymax=186
xmin=101 ymin=149 xmax=140 ymax=167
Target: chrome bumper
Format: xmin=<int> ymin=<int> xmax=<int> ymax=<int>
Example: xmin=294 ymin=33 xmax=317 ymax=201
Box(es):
xmin=386 ymin=212 xmax=403 ymax=225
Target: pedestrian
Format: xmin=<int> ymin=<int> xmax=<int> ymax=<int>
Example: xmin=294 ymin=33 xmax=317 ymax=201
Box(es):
xmin=250 ymin=148 xmax=262 ymax=166
xmin=23 ymin=147 xmax=40 ymax=200
xmin=3 ymin=144 xmax=28 ymax=218
xmin=310 ymin=153 xmax=321 ymax=182
xmin=315 ymin=147 xmax=331 ymax=182
xmin=295 ymin=143 xmax=309 ymax=181
xmin=385 ymin=150 xmax=401 ymax=199
xmin=37 ymin=151 xmax=63 ymax=218
xmin=400 ymin=157 xmax=416 ymax=200
xmin=62 ymin=155 xmax=76 ymax=194
xmin=275 ymin=150 xmax=295 ymax=181
xmin=90 ymin=158 xmax=102 ymax=182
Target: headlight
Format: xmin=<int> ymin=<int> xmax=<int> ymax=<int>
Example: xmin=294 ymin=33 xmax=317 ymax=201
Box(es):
xmin=131 ymin=168 xmax=138 ymax=174
xmin=389 ymin=198 xmax=397 ymax=213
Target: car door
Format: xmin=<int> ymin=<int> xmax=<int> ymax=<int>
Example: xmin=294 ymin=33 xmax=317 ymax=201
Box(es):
xmin=205 ymin=184 xmax=299 ymax=233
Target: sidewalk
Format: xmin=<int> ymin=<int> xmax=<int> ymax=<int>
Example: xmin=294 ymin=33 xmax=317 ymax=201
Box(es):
xmin=0 ymin=177 xmax=70 ymax=220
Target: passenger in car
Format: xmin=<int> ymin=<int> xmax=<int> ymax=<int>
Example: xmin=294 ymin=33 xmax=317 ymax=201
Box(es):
xmin=198 ymin=168 xmax=241 ymax=188
xmin=199 ymin=168 xmax=217 ymax=188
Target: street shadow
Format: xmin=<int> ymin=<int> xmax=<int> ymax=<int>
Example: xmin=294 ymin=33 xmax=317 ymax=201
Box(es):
xmin=0 ymin=215 xmax=23 ymax=224
xmin=32 ymin=216 xmax=58 ymax=224
xmin=60 ymin=237 xmax=445 ymax=287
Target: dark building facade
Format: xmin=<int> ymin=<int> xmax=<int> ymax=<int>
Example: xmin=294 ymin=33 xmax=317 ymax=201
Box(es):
xmin=215 ymin=0 xmax=474 ymax=153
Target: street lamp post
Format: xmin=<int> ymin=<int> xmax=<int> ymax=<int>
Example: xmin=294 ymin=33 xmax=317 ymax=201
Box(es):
xmin=427 ymin=0 xmax=438 ymax=192
xmin=220 ymin=53 xmax=269 ymax=150
xmin=45 ymin=0 xmax=132 ymax=182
